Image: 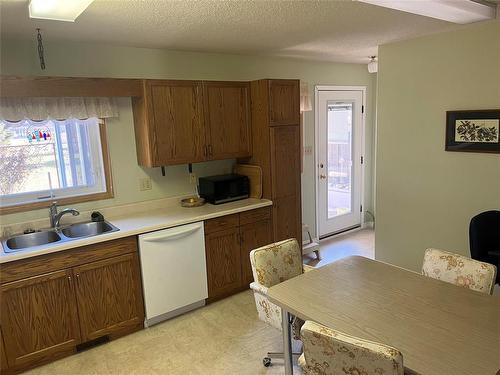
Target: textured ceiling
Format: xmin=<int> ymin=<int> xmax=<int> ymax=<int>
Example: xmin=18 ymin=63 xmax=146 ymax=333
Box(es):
xmin=0 ymin=0 xmax=467 ymax=63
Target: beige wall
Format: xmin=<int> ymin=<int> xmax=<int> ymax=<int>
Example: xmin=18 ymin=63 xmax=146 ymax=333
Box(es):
xmin=0 ymin=39 xmax=376 ymax=233
xmin=375 ymin=20 xmax=500 ymax=271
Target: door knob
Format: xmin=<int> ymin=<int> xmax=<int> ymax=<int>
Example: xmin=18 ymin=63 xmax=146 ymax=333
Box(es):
xmin=319 ymin=174 xmax=327 ymax=179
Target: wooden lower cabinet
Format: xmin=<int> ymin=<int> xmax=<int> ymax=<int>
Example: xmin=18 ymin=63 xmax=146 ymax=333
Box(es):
xmin=205 ymin=207 xmax=272 ymax=301
xmin=205 ymin=227 xmax=242 ymax=300
xmin=73 ymin=253 xmax=144 ymax=342
xmin=0 ymin=270 xmax=81 ymax=371
xmin=0 ymin=328 xmax=7 ymax=372
xmin=0 ymin=237 xmax=144 ymax=374
xmin=240 ymin=219 xmax=272 ymax=286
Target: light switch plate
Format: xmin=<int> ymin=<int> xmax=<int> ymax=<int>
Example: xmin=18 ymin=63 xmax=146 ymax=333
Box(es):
xmin=304 ymin=145 xmax=313 ymax=156
xmin=139 ymin=177 xmax=152 ymax=191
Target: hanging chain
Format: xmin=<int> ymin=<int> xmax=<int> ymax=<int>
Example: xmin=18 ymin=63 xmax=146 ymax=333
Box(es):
xmin=36 ymin=28 xmax=46 ymax=70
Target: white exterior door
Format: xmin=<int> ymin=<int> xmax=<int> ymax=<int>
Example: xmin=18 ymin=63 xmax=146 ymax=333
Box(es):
xmin=317 ymin=89 xmax=364 ymax=237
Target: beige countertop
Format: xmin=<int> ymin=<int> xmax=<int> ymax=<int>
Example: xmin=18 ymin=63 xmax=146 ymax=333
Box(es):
xmin=0 ymin=198 xmax=272 ymax=264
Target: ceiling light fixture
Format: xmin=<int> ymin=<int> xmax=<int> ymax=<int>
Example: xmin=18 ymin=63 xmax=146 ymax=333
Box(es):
xmin=368 ymin=56 xmax=378 ymax=73
xmin=356 ymin=0 xmax=497 ymax=24
xmin=29 ymin=0 xmax=95 ymax=22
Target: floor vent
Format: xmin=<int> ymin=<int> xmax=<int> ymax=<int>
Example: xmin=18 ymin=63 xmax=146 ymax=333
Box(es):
xmin=76 ymin=336 xmax=110 ymax=352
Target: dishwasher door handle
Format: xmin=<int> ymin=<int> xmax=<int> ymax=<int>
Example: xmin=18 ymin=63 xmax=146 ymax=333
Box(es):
xmin=142 ymin=225 xmax=202 ymax=242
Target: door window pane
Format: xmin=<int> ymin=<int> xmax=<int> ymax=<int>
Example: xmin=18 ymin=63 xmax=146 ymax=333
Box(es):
xmin=327 ymin=102 xmax=353 ymax=218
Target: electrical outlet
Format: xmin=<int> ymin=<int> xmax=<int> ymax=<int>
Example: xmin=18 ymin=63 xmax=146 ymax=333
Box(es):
xmin=189 ymin=173 xmax=197 ymax=184
xmin=304 ymin=145 xmax=313 ymax=156
xmin=139 ymin=177 xmax=152 ymax=191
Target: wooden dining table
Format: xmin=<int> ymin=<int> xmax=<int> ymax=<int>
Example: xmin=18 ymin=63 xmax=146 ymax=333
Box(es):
xmin=267 ymin=256 xmax=500 ymax=375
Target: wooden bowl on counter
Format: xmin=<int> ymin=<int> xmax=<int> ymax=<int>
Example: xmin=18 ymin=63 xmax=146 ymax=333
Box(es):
xmin=180 ymin=196 xmax=206 ymax=208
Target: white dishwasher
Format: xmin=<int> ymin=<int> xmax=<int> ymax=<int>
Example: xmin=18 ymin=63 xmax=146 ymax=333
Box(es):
xmin=138 ymin=221 xmax=208 ymax=327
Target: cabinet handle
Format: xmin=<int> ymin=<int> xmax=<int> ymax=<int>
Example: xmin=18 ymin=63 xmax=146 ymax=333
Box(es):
xmin=208 ymin=144 xmax=213 ymax=157
xmin=67 ymin=275 xmax=72 ymax=285
xmin=203 ymin=145 xmax=207 ymax=157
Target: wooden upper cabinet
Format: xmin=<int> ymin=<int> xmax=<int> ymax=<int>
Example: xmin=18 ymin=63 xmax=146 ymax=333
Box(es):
xmin=0 ymin=270 xmax=81 ymax=369
xmin=203 ymin=81 xmax=251 ymax=160
xmin=149 ymin=80 xmax=206 ymax=166
xmin=133 ymin=80 xmax=206 ymax=167
xmin=133 ymin=79 xmax=252 ymax=167
xmin=73 ymin=253 xmax=144 ymax=342
xmin=268 ymin=80 xmax=300 ymax=126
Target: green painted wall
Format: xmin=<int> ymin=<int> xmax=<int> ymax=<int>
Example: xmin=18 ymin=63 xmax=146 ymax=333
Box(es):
xmin=0 ymin=39 xmax=376 ymax=233
xmin=375 ymin=20 xmax=500 ymax=271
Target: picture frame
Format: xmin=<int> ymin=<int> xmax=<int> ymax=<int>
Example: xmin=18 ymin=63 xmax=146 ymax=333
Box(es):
xmin=445 ymin=109 xmax=500 ymax=153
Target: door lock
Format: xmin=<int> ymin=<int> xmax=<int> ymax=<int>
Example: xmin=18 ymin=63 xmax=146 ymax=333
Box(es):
xmin=319 ymin=174 xmax=327 ymax=179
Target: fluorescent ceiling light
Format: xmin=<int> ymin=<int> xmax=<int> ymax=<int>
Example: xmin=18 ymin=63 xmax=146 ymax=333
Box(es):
xmin=29 ymin=0 xmax=95 ymax=22
xmin=356 ymin=0 xmax=497 ymax=24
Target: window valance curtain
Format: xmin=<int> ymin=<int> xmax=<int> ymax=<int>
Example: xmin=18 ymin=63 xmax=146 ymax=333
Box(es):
xmin=0 ymin=97 xmax=119 ymax=122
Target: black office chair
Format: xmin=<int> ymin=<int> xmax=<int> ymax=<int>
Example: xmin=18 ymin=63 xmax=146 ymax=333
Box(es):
xmin=469 ymin=210 xmax=500 ymax=285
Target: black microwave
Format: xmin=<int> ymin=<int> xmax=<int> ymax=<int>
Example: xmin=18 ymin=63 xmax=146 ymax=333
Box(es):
xmin=198 ymin=174 xmax=249 ymax=205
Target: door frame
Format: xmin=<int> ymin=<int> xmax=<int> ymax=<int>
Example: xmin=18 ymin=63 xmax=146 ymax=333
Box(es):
xmin=314 ymin=85 xmax=367 ymax=240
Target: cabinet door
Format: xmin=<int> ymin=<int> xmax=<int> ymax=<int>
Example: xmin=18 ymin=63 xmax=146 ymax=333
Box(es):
xmin=73 ymin=253 xmax=144 ymax=342
xmin=268 ymin=80 xmax=300 ymax=126
xmin=0 ymin=270 xmax=80 ymax=369
xmin=270 ymin=125 xmax=302 ymax=244
xmin=148 ymin=80 xmax=206 ymax=165
xmin=0 ymin=326 xmax=6 ymax=372
xmin=205 ymin=227 xmax=242 ymax=300
xmin=240 ymin=219 xmax=273 ymax=286
xmin=270 ymin=125 xmax=301 ymax=199
xmin=273 ymin=196 xmax=302 ymax=244
xmin=203 ymin=81 xmax=251 ymax=159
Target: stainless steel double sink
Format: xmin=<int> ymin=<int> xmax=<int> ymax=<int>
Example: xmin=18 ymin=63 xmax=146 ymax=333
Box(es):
xmin=2 ymin=221 xmax=119 ymax=253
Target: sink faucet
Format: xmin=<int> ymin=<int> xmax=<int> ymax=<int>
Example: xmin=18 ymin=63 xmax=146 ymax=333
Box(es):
xmin=49 ymin=202 xmax=80 ymax=230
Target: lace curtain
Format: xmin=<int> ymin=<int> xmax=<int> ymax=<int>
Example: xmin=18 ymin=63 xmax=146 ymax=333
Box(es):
xmin=0 ymin=97 xmax=119 ymax=122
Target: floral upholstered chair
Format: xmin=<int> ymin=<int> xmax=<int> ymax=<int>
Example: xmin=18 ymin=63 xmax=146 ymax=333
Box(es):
xmin=422 ymin=248 xmax=497 ymax=295
xmin=249 ymin=238 xmax=313 ymax=366
xmin=299 ymin=321 xmax=404 ymax=375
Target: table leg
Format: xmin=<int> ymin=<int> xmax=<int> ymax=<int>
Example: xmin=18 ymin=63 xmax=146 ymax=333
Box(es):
xmin=282 ymin=309 xmax=293 ymax=375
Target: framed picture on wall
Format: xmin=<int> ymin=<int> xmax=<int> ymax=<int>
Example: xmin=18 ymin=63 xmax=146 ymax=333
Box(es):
xmin=446 ymin=109 xmax=500 ymax=153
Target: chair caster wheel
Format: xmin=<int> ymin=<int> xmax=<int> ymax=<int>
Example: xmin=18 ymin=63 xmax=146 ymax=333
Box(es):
xmin=263 ymin=357 xmax=272 ymax=367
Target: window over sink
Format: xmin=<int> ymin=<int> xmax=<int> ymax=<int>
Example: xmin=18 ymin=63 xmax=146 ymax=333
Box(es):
xmin=0 ymin=117 xmax=113 ymax=214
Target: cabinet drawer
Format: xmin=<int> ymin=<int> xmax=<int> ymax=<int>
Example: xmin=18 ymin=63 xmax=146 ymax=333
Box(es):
xmin=0 ymin=236 xmax=138 ymax=284
xmin=204 ymin=214 xmax=239 ymax=233
xmin=239 ymin=207 xmax=271 ymax=225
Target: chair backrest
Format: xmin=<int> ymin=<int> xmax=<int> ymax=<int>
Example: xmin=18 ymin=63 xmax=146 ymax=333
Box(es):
xmin=469 ymin=210 xmax=500 ymax=261
xmin=249 ymin=238 xmax=303 ymax=288
xmin=301 ymin=321 xmax=404 ymax=375
xmin=422 ymin=248 xmax=497 ymax=294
